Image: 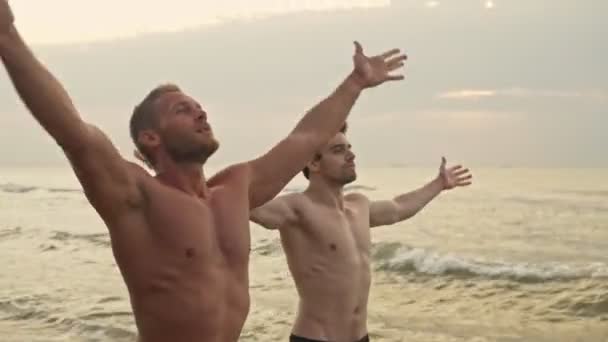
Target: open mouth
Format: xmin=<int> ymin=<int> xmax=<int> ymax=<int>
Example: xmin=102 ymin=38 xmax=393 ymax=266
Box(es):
xmin=196 ymin=125 xmax=211 ymax=133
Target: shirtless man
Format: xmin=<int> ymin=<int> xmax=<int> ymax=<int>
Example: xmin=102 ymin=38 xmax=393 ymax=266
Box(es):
xmin=250 ymin=126 xmax=473 ymax=342
xmin=0 ymin=2 xmax=407 ymax=341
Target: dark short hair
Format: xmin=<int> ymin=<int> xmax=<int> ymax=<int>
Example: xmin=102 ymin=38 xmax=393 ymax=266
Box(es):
xmin=302 ymin=122 xmax=348 ymax=179
xmin=129 ymin=84 xmax=181 ymax=167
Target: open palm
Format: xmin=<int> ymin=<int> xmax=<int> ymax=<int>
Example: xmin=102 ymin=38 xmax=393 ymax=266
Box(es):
xmin=352 ymin=41 xmax=407 ymax=88
xmin=438 ymin=157 xmax=473 ymax=190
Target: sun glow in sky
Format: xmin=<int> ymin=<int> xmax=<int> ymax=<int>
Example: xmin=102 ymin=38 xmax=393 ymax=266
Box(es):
xmin=1 ymin=0 xmax=605 ymax=167
xmin=11 ymin=0 xmax=391 ymax=44
xmin=11 ymin=0 xmax=506 ymax=44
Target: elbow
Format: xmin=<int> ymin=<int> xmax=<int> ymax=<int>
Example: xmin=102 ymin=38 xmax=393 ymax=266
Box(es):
xmin=397 ymin=210 xmax=418 ymax=222
xmin=250 ymin=211 xmax=273 ymax=229
xmin=288 ymin=130 xmax=316 ymax=146
xmin=250 ymin=218 xmax=279 ymax=231
xmin=289 ymin=130 xmax=327 ymax=152
xmin=249 ymin=210 xmax=263 ymax=224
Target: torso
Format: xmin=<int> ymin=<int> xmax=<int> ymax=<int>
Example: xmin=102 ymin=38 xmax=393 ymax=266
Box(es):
xmin=106 ymin=165 xmax=251 ymax=342
xmin=280 ymin=192 xmax=372 ymax=342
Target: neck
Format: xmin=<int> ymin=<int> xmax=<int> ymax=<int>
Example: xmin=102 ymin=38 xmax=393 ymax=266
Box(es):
xmin=156 ymin=161 xmax=209 ymax=198
xmin=306 ymin=177 xmax=346 ymax=210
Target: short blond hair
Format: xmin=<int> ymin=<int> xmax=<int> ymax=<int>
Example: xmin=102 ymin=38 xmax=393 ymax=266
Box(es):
xmin=129 ymin=84 xmax=181 ymax=167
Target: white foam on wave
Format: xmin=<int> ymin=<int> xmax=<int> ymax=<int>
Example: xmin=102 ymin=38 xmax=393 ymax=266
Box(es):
xmin=376 ymin=245 xmax=608 ymax=282
xmin=0 ymin=183 xmax=81 ymax=194
xmin=0 ymin=183 xmax=39 ymax=193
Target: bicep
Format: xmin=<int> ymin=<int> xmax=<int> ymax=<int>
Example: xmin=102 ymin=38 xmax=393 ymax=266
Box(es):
xmin=66 ymin=124 xmax=142 ymax=217
xmin=248 ymin=133 xmax=315 ymax=208
xmin=369 ymin=199 xmax=400 ymax=228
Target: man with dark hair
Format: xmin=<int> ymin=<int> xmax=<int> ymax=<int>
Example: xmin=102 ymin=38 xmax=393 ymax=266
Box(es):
xmin=251 ymin=126 xmax=472 ymax=341
xmin=0 ymin=1 xmax=407 ymax=341
xmin=302 ymin=121 xmax=348 ymax=179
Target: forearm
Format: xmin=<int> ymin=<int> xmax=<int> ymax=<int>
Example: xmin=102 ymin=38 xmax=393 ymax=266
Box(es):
xmin=291 ymin=72 xmax=363 ymax=145
xmin=393 ymin=177 xmax=444 ymax=220
xmin=0 ymin=27 xmax=86 ymax=151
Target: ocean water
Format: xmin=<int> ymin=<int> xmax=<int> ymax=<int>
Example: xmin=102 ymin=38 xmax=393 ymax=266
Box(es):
xmin=1 ymin=166 xmax=607 ymax=342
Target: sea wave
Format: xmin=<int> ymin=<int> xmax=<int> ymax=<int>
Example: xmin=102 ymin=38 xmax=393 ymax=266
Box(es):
xmin=2 ymin=182 xmax=378 ymax=196
xmin=504 ymin=195 xmax=608 ymax=212
xmin=0 ymin=183 xmax=81 ymax=195
xmin=0 ymin=183 xmax=39 ymax=194
xmin=0 ymin=227 xmax=23 ymax=240
xmin=0 ymin=294 xmax=135 ymax=341
xmin=52 ymin=231 xmax=109 ymax=247
xmin=372 ymin=242 xmax=608 ymax=283
xmin=282 ymin=184 xmax=377 ymax=194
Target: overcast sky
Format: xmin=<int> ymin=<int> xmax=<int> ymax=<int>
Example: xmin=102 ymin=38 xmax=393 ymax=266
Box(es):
xmin=1 ymin=0 xmax=606 ymax=167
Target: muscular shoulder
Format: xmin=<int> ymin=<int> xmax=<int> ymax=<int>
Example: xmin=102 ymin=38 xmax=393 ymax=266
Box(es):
xmin=280 ymin=192 xmax=309 ymax=210
xmin=207 ymin=163 xmax=250 ymax=188
xmin=121 ymin=161 xmax=158 ymax=205
xmin=127 ymin=161 xmax=153 ymax=177
xmin=257 ymin=192 xmax=308 ymax=213
xmin=344 ymin=192 xmax=372 ymax=214
xmin=127 ymin=161 xmax=158 ymax=188
xmin=344 ymin=192 xmax=370 ymax=204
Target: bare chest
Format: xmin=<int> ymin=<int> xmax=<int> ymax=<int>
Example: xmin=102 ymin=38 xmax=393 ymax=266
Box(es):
xmin=142 ymin=183 xmax=251 ymax=269
xmin=299 ymin=202 xmax=371 ymax=261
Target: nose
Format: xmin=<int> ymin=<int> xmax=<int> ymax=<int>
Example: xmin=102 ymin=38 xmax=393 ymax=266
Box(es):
xmin=346 ymin=149 xmax=355 ymax=162
xmin=196 ymin=109 xmax=207 ymax=121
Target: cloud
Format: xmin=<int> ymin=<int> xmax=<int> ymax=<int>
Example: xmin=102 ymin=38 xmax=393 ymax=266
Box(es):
xmin=436 ymin=88 xmax=608 ymax=101
xmin=416 ymin=109 xmax=523 ymax=120
xmin=437 ymin=90 xmax=496 ymax=99
xmin=15 ymin=0 xmax=392 ymax=45
xmin=355 ymin=109 xmax=523 ymax=126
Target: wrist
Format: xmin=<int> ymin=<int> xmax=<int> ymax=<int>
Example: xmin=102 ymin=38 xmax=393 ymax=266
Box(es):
xmin=0 ymin=25 xmax=18 ymax=53
xmin=345 ymin=72 xmax=366 ymax=93
xmin=431 ymin=176 xmax=445 ymax=192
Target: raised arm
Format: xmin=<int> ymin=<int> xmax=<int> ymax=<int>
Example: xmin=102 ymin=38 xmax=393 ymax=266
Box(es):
xmin=369 ymin=158 xmax=472 ymax=228
xmin=250 ymin=195 xmax=299 ymax=231
xmin=247 ymin=42 xmax=407 ymax=208
xmin=0 ymin=2 xmax=141 ymax=218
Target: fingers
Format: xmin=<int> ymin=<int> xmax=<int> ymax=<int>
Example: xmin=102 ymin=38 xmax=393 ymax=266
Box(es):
xmin=388 ymin=61 xmax=405 ymax=72
xmin=354 ymin=41 xmax=364 ymax=55
xmin=386 ymin=54 xmax=407 ymax=68
xmin=386 ymin=74 xmax=405 ymax=81
xmin=448 ymin=165 xmax=463 ymax=172
xmin=381 ymin=48 xmax=401 ymax=60
xmin=441 ymin=156 xmax=447 ymax=168
xmin=454 ymin=168 xmax=470 ymax=176
xmin=456 ymin=175 xmax=473 ymax=185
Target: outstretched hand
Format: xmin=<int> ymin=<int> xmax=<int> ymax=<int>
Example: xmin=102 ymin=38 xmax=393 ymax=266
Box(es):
xmin=351 ymin=41 xmax=407 ymax=89
xmin=438 ymin=157 xmax=472 ymax=190
xmin=0 ymin=0 xmax=14 ymax=35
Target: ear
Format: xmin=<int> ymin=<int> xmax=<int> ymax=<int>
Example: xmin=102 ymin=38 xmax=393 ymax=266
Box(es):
xmin=307 ymin=158 xmax=321 ymax=174
xmin=137 ymin=130 xmax=161 ymax=150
